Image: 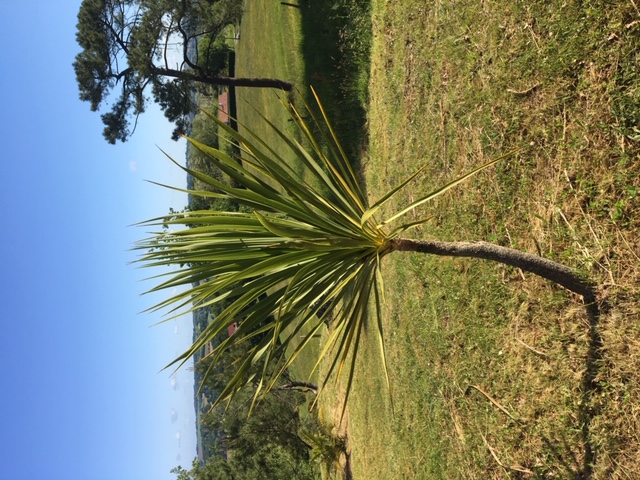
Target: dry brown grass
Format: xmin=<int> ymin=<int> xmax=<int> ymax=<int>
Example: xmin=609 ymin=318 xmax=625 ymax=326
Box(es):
xmin=333 ymin=0 xmax=640 ymax=478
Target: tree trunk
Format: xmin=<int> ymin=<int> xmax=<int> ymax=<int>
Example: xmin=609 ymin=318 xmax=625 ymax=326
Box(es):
xmin=391 ymin=238 xmax=596 ymax=302
xmin=155 ymin=67 xmax=294 ymax=91
xmin=199 ymin=75 xmax=293 ymax=91
xmin=277 ymin=381 xmax=318 ymax=394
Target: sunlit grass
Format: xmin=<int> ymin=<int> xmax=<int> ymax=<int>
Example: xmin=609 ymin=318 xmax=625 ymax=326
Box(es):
xmin=345 ymin=0 xmax=640 ymax=478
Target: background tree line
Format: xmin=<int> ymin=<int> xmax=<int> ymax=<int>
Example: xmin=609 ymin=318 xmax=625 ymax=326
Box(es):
xmin=180 ymin=337 xmax=320 ymax=480
xmin=74 ymin=0 xmax=291 ymax=144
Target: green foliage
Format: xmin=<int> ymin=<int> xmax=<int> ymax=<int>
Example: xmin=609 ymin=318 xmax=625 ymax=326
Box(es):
xmin=171 ymin=457 xmax=234 ymax=480
xmin=188 ymin=113 xmax=221 ymax=171
xmin=137 ymin=90 xmax=504 ymax=418
xmin=152 ymin=78 xmax=194 ymax=141
xmin=173 ymin=369 xmax=320 ymax=480
xmin=191 ymin=310 xmax=317 ymax=475
xmin=197 ymin=37 xmax=232 ymax=76
xmin=202 ymin=387 xmax=312 ymax=469
xmin=196 ymin=0 xmax=243 ymax=33
xmin=173 ymin=450 xmax=318 ymax=480
xmin=73 ymin=0 xmax=249 ymax=143
xmin=186 ymin=108 xmax=241 ymax=212
xmin=299 ymin=0 xmax=373 ymax=164
xmin=298 ymin=420 xmax=347 ymax=478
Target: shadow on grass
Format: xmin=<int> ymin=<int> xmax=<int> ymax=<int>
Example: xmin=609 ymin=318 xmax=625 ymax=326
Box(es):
xmin=468 ymin=296 xmax=605 ymax=479
xmin=541 ymin=297 xmax=604 ymax=479
xmin=544 ymin=298 xmax=604 ymax=479
xmin=577 ymin=299 xmax=605 ymax=479
xmin=294 ymin=0 xmax=372 ymax=170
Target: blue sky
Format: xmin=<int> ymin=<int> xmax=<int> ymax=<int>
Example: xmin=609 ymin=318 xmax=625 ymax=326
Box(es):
xmin=2 ymin=2 xmax=197 ymax=478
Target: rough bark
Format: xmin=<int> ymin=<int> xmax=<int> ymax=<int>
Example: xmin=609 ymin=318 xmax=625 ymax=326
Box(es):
xmin=276 ymin=381 xmax=318 ymax=394
xmin=391 ymin=238 xmax=596 ymax=302
xmin=151 ymin=67 xmax=294 ymax=91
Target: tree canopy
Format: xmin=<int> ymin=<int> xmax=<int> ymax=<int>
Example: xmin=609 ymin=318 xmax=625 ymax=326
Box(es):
xmin=73 ymin=0 xmax=292 ymax=143
xmin=170 ymin=335 xmax=318 ymax=480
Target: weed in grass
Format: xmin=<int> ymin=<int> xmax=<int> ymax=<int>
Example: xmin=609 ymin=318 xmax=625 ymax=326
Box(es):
xmin=299 ymin=418 xmax=349 ymax=480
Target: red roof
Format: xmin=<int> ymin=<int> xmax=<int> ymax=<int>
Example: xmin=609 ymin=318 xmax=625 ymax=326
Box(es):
xmin=227 ymin=323 xmax=237 ymax=336
xmin=218 ymin=92 xmax=229 ymax=124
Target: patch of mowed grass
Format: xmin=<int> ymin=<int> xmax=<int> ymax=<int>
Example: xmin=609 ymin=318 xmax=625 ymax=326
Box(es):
xmin=346 ymin=0 xmax=640 ymax=478
xmin=234 ymin=0 xmax=372 ymax=180
xmin=234 ymin=0 xmax=305 ymax=180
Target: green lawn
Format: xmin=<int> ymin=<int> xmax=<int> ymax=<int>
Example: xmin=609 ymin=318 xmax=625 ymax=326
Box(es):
xmin=234 ymin=0 xmax=304 ymax=180
xmin=343 ymin=1 xmax=640 ymax=478
xmin=234 ymin=0 xmax=640 ymax=478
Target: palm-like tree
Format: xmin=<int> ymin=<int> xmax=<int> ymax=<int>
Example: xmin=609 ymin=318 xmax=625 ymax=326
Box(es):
xmin=136 ymin=90 xmax=595 ymax=412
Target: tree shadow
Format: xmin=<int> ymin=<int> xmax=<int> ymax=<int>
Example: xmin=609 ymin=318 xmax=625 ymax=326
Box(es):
xmin=468 ymin=295 xmax=606 ymax=479
xmin=526 ymin=297 xmax=605 ymax=479
xmin=532 ymin=297 xmax=605 ymax=479
xmin=295 ymin=0 xmax=372 ymax=171
xmin=343 ymin=449 xmax=354 ymax=480
xmin=575 ymin=298 xmax=605 ymax=479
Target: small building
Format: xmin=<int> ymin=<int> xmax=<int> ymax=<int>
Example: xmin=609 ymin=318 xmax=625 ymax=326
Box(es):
xmin=227 ymin=322 xmax=238 ymax=336
xmin=218 ymin=92 xmax=230 ymax=124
